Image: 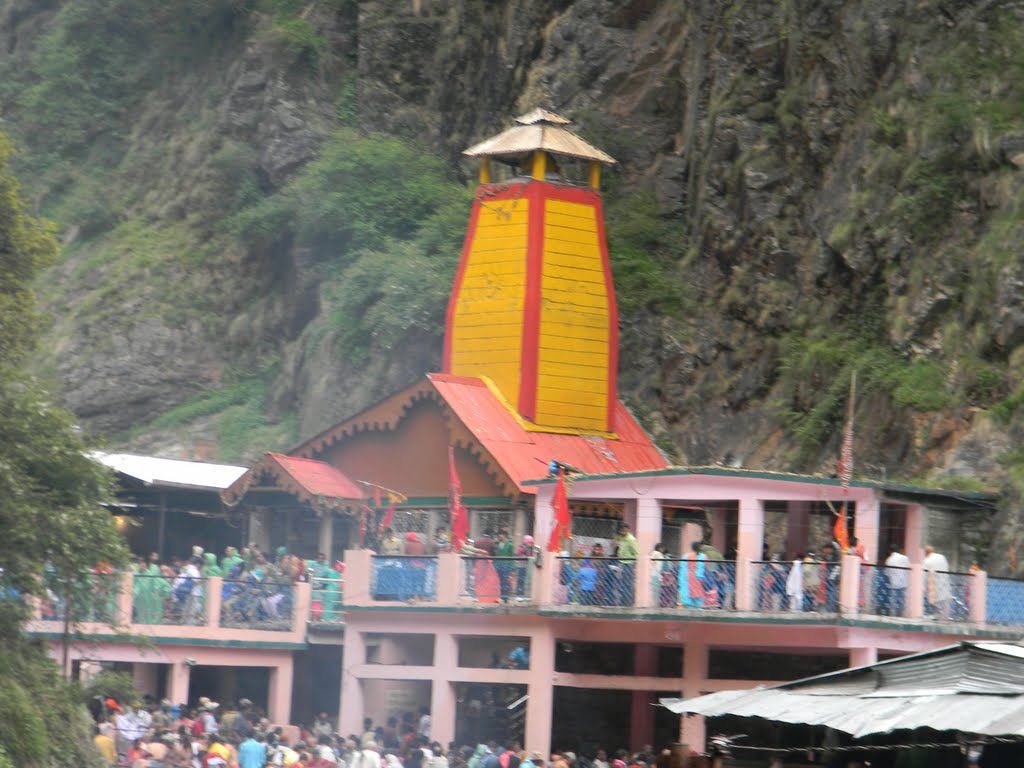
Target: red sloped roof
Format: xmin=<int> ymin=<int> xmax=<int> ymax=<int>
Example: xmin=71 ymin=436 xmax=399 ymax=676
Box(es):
xmin=221 ymin=451 xmax=364 ymax=509
xmin=267 ymin=453 xmax=364 ymax=499
xmin=427 ymin=373 xmax=666 ymax=492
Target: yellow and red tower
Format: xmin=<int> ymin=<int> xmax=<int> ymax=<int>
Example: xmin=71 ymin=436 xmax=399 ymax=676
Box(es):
xmin=443 ymin=109 xmax=619 ymax=435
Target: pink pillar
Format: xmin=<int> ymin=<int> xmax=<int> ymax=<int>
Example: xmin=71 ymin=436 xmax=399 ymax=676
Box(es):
xmin=635 ymin=498 xmax=662 ymax=608
xmin=839 ymin=555 xmax=860 ymax=615
xmin=533 ymin=484 xmax=555 ymax=545
xmin=735 ymin=498 xmax=763 ymax=611
xmin=537 ymin=551 xmax=558 ymax=605
xmin=970 ymin=570 xmax=987 ymax=624
xmin=117 ymin=572 xmax=134 ymax=627
xmin=340 ymin=630 xmax=365 ymax=734
xmin=431 ymin=633 xmax=458 ymax=745
xmin=268 ymin=655 xmax=295 ymax=725
xmin=853 ymin=493 xmax=880 ymax=562
xmin=849 ymin=647 xmax=877 ymax=667
xmin=680 ymin=642 xmax=707 ymax=752
xmin=734 ymin=558 xmax=753 ymax=611
xmin=905 ymin=505 xmax=924 ymax=563
xmin=167 ymin=661 xmax=191 ymax=707
xmin=205 ymin=576 xmax=223 ymax=629
xmin=436 ymin=553 xmax=459 ymax=604
xmin=345 ymin=550 xmax=373 ymax=606
xmin=907 ymin=564 xmax=925 ymax=618
xmin=709 ymin=510 xmax=726 ymax=554
xmin=630 ymin=646 xmax=657 ymax=751
xmin=133 ymin=663 xmax=159 ymax=698
xmin=525 ymin=626 xmax=554 ymax=758
xmin=292 ymin=581 xmax=311 ymax=633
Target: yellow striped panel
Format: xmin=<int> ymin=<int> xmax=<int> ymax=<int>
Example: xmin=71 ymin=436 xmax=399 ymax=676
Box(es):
xmin=449 ymin=200 xmax=529 ymax=406
xmin=535 ymin=198 xmax=610 ymax=432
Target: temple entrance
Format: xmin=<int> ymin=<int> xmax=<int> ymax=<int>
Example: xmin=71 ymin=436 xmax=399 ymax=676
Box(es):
xmin=454 ymin=683 xmax=526 ymax=748
xmin=551 ymin=687 xmax=631 ymax=755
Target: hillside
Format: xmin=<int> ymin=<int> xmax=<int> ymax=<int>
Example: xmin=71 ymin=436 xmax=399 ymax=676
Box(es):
xmin=4 ymin=0 xmax=1024 ymax=560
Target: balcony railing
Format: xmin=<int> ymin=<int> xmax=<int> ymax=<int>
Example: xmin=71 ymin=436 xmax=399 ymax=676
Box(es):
xmin=26 ymin=572 xmax=310 ymax=643
xmin=309 ymin=576 xmax=344 ymax=623
xmin=650 ymin=558 xmax=738 ymax=610
xmin=370 ymin=555 xmax=438 ymax=602
xmin=554 ymin=556 xmax=637 ymax=607
xmin=459 ymin=556 xmax=533 ymax=603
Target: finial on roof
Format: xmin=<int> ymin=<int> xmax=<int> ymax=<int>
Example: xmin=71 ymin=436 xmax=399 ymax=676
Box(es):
xmin=515 ymin=108 xmax=572 ymax=126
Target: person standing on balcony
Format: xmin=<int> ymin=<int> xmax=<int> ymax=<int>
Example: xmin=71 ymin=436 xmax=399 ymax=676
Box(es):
xmin=822 ymin=543 xmax=840 ymax=612
xmin=494 ymin=530 xmax=515 ymax=601
xmin=381 ymin=529 xmax=403 ymax=556
xmin=923 ymin=544 xmax=952 ymax=619
xmin=514 ymin=535 xmax=535 ymax=598
xmin=802 ymin=553 xmax=821 ymax=612
xmin=786 ymin=552 xmax=802 ymax=614
xmin=615 ymin=523 xmax=639 ymax=606
xmin=678 ymin=542 xmax=706 ymax=609
xmin=884 ymin=545 xmax=911 ymax=616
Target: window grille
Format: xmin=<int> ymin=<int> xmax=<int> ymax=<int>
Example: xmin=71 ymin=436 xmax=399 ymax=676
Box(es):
xmin=390 ymin=509 xmax=431 ymax=535
xmin=473 ymin=509 xmax=514 ymax=538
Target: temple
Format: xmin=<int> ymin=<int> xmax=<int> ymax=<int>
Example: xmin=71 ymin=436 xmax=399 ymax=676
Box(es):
xmin=26 ymin=111 xmax=1022 ymax=756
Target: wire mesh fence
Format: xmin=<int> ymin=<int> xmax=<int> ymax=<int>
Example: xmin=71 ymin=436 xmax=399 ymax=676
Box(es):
xmin=858 ymin=563 xmax=910 ymax=618
xmin=370 ymin=555 xmax=438 ymax=601
xmin=554 ymin=556 xmax=636 ymax=606
xmin=924 ymin=570 xmax=972 ymax=622
xmin=309 ymin=576 xmax=344 ymax=623
xmin=751 ymin=560 xmax=793 ymax=612
xmin=985 ymin=576 xmax=1024 ymax=626
xmin=40 ymin=573 xmax=121 ymax=624
xmin=460 ymin=556 xmax=533 ymax=603
xmin=219 ymin=579 xmax=294 ymax=630
xmin=132 ymin=574 xmax=208 ymax=626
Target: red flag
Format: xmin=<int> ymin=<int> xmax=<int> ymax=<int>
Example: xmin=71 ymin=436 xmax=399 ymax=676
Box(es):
xmin=547 ymin=469 xmax=572 ymax=553
xmin=373 ymin=485 xmax=382 ymax=508
xmin=379 ymin=502 xmax=396 ymax=533
xmin=448 ymin=446 xmax=469 ymax=550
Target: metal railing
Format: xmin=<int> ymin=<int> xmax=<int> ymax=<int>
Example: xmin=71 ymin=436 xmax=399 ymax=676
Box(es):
xmin=858 ymin=563 xmax=911 ymax=618
xmin=309 ymin=576 xmax=344 ymax=622
xmin=554 ymin=556 xmax=637 ymax=607
xmin=132 ymin=574 xmax=208 ymax=626
xmin=985 ymin=576 xmax=1024 ymax=626
xmin=370 ymin=555 xmax=438 ymax=601
xmin=40 ymin=573 xmax=121 ymax=623
xmin=925 ymin=570 xmax=972 ymax=622
xmin=750 ymin=560 xmax=794 ymax=613
xmin=219 ymin=578 xmax=294 ymax=630
xmin=459 ymin=556 xmax=532 ymax=603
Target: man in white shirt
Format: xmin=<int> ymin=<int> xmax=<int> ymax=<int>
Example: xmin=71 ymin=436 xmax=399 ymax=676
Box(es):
xmin=884 ymin=546 xmax=911 ymax=617
xmin=417 ymin=706 xmax=431 ymax=739
xmin=923 ymin=545 xmax=952 ymax=619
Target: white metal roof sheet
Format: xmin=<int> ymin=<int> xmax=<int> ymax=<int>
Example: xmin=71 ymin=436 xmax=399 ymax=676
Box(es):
xmin=463 ymin=124 xmax=616 ymax=164
xmin=94 ymin=452 xmax=248 ymax=491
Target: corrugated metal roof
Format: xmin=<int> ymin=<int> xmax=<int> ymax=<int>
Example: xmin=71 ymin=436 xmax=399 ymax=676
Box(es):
xmin=663 ymin=642 xmax=1024 ymax=737
xmin=464 ymin=124 xmax=616 ymax=164
xmin=94 ymin=452 xmax=247 ymax=491
xmin=428 ymin=374 xmax=666 ymax=493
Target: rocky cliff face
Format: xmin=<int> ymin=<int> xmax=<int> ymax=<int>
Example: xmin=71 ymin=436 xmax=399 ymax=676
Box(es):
xmin=4 ymin=0 xmax=1024 ymax=549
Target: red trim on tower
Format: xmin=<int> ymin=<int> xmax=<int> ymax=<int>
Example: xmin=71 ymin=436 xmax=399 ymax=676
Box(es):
xmin=443 ymin=191 xmax=484 ymax=372
xmin=592 ymin=194 xmax=619 ymax=431
xmin=518 ymin=182 xmax=545 ymax=421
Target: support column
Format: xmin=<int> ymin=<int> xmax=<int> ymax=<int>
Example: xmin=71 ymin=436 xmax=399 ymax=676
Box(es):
xmin=525 ymin=626 xmax=554 ymax=758
xmin=853 ymin=493 xmax=881 ymax=562
xmin=839 ymin=554 xmax=861 ymax=616
xmin=905 ymin=504 xmax=925 ymax=564
xmin=431 ymin=633 xmax=458 ymax=746
xmin=319 ymin=513 xmax=334 ymax=559
xmin=167 ymin=662 xmax=191 ymax=707
xmin=970 ymin=570 xmax=987 ymax=625
xmin=735 ymin=498 xmax=764 ymax=611
xmin=680 ymin=642 xmax=707 ymax=753
xmin=907 ymin=564 xmax=925 ymax=619
xmin=532 ymin=484 xmax=555 ymax=546
xmin=630 ymin=645 xmax=657 ymax=751
xmin=635 ymin=498 xmax=662 ymax=608
xmin=133 ymin=663 xmax=159 ymax=699
xmin=157 ymin=492 xmax=167 ymax=561
xmin=849 ymin=647 xmax=878 ymax=668
xmin=339 ymin=630 xmax=366 ymax=735
xmin=205 ymin=577 xmax=223 ymax=629
xmin=267 ymin=655 xmax=295 ymax=725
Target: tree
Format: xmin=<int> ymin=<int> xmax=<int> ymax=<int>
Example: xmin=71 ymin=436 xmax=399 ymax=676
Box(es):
xmin=0 ymin=130 xmax=127 ymax=701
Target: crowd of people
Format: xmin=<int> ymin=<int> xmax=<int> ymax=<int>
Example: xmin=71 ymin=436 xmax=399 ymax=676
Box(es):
xmin=91 ymin=696 xmax=668 ymax=768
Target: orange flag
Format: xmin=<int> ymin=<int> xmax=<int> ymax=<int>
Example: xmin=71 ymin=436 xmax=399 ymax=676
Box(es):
xmin=547 ymin=469 xmax=571 ymax=552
